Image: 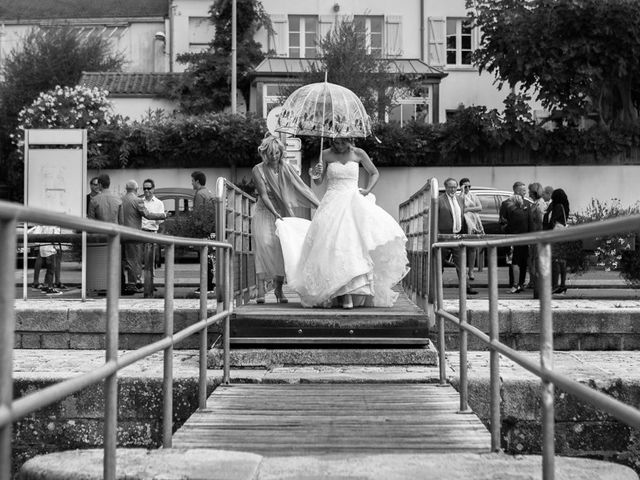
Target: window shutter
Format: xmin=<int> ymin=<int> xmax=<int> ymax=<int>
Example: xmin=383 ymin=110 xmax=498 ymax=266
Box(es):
xmin=318 ymin=15 xmax=334 ymax=43
xmin=427 ymin=17 xmax=446 ymax=66
xmin=269 ymin=14 xmax=288 ymax=56
xmin=385 ymin=15 xmax=402 ymax=58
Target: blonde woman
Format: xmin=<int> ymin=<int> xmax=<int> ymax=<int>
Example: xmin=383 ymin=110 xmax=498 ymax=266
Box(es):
xmin=459 ymin=178 xmax=484 ymax=280
xmin=251 ymin=134 xmax=319 ymax=303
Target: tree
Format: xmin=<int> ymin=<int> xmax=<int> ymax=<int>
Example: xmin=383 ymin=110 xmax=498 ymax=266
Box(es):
xmin=289 ymin=18 xmax=403 ymax=120
xmin=0 ymin=26 xmax=123 ymax=151
xmin=469 ymin=0 xmax=640 ymax=128
xmin=0 ymin=26 xmax=122 ymax=200
xmin=172 ymin=0 xmax=270 ymax=113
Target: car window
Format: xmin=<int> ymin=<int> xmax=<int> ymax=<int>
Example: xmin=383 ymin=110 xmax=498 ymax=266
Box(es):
xmin=478 ymin=195 xmax=497 ymax=214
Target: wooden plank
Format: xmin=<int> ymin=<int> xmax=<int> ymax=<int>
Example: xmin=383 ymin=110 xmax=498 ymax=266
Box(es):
xmin=172 ymin=383 xmax=491 ymax=455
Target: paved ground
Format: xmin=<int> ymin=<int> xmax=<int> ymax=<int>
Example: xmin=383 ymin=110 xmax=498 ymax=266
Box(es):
xmin=14 ymin=261 xmax=640 ymax=300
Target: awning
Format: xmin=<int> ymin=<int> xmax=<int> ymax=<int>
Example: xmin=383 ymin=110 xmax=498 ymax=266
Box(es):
xmin=253 ymin=57 xmax=447 ymax=79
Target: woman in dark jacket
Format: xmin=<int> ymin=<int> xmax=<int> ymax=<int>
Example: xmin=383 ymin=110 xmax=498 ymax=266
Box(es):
xmin=543 ymin=188 xmax=570 ymax=294
xmin=500 ymin=194 xmax=534 ymax=293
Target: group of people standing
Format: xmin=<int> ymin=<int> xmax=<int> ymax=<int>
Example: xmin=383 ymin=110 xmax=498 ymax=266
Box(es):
xmin=499 ymin=181 xmax=571 ymax=296
xmin=251 ymin=134 xmax=409 ymax=309
xmin=438 ymin=177 xmax=571 ymax=297
xmin=87 ymin=174 xmax=167 ymax=295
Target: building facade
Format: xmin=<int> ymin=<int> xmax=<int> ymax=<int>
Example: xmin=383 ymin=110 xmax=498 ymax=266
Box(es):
xmin=0 ymin=0 xmax=542 ymax=121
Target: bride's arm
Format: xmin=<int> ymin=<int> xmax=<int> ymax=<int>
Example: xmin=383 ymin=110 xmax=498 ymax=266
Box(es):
xmin=357 ymin=148 xmax=379 ymax=196
xmin=252 ymin=166 xmax=283 ymax=220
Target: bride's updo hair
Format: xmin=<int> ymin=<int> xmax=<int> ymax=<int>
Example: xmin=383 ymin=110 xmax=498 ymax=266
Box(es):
xmin=258 ymin=133 xmax=285 ymax=163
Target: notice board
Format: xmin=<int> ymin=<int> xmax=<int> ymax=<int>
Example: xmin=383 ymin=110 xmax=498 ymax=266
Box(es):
xmin=24 ymin=129 xmax=86 ymax=216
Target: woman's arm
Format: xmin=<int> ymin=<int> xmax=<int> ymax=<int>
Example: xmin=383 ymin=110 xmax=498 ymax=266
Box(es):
xmin=465 ymin=193 xmax=482 ymax=213
xmin=311 ymin=150 xmax=329 ymax=186
xmin=357 ymin=148 xmax=379 ymax=195
xmin=252 ymin=166 xmax=282 ymax=220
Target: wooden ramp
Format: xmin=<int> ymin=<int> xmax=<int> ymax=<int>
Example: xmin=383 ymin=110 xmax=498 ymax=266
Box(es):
xmin=172 ymin=383 xmax=491 ymax=455
xmin=230 ymin=287 xmax=429 ymax=345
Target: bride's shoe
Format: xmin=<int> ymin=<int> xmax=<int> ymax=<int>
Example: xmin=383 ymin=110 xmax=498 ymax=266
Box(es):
xmin=342 ymin=294 xmax=353 ymax=309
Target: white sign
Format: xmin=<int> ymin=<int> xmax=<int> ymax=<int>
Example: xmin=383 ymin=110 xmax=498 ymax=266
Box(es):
xmin=286 ymin=137 xmax=301 ymax=151
xmin=266 ymin=106 xmax=283 ymax=136
xmin=284 ymin=151 xmax=302 ymax=175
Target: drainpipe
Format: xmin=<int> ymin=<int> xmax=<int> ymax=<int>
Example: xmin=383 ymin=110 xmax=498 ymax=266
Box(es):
xmin=231 ymin=0 xmax=237 ymax=113
xmin=169 ymin=1 xmax=176 ymax=72
xmin=420 ymin=0 xmax=425 ymax=61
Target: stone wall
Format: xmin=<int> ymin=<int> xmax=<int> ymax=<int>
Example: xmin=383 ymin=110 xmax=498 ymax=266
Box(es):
xmin=11 ymin=376 xmax=217 ymax=477
xmin=14 ymin=303 xmax=221 ymax=349
xmin=434 ymin=303 xmax=640 ymax=351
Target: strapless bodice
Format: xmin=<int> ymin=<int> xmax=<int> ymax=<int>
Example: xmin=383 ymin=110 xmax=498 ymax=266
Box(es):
xmin=326 ymin=161 xmax=359 ymax=192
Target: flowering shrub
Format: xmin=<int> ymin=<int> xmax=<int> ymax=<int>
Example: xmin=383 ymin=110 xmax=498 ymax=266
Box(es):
xmin=572 ymin=199 xmax=640 ymax=281
xmin=12 ymin=85 xmax=113 ymax=152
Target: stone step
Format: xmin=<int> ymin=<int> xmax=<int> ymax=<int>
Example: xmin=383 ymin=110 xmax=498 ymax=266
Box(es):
xmin=19 ymin=449 xmax=638 ymax=480
xmin=207 ymin=342 xmax=438 ymax=368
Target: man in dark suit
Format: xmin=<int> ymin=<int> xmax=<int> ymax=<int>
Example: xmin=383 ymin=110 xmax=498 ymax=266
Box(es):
xmin=437 ymin=177 xmax=478 ymax=295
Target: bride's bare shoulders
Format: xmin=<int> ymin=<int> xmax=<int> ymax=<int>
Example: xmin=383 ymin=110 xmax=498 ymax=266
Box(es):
xmin=323 ymin=148 xmax=361 ymax=164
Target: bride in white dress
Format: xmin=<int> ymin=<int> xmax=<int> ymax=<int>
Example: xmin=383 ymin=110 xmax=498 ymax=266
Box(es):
xmin=277 ymin=138 xmax=408 ymax=308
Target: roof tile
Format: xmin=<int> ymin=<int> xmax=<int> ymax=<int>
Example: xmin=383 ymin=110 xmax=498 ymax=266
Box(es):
xmin=79 ymin=71 xmax=182 ymax=97
xmin=0 ymin=0 xmax=168 ymax=20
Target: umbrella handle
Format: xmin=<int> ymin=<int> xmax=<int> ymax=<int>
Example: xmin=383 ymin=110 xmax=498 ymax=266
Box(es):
xmin=310 ymin=136 xmax=324 ymax=181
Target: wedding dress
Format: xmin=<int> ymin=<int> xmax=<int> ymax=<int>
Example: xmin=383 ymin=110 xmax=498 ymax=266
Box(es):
xmin=276 ymin=160 xmax=408 ymax=308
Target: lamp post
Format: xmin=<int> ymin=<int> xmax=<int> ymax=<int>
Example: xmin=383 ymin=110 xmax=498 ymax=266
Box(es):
xmin=231 ymin=0 xmax=237 ymax=114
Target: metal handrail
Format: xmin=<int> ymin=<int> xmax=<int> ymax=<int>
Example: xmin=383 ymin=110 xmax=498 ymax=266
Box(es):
xmin=215 ymin=177 xmax=257 ymax=307
xmin=0 ymin=200 xmax=234 ymax=480
xmin=412 ymin=179 xmax=640 ymax=480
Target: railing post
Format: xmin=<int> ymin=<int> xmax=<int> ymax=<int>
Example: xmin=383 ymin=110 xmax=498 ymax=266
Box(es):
xmin=435 ymin=248 xmax=447 ymax=385
xmin=488 ymin=246 xmax=501 ymax=451
xmin=104 ymin=233 xmax=120 ymax=480
xmin=199 ymin=245 xmax=208 ymax=409
xmin=223 ymin=247 xmax=232 ymax=384
xmin=163 ymin=244 xmax=175 ymax=447
xmin=0 ymin=216 xmax=17 ymax=479
xmin=458 ymin=245 xmax=469 ymax=413
xmin=215 ymin=179 xmax=227 ymax=314
xmin=538 ymin=242 xmax=555 ymax=480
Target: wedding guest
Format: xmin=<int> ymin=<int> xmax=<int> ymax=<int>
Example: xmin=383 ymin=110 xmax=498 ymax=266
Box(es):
xmin=500 ymin=192 xmax=534 ymax=294
xmin=527 ymin=182 xmax=546 ymax=298
xmin=543 ymin=188 xmax=570 ymax=294
xmin=251 ymin=134 xmax=319 ymax=304
xmin=459 ymin=177 xmax=484 ymax=280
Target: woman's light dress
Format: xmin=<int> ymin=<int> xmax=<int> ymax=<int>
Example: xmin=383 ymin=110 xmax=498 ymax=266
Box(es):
xmin=276 ymin=160 xmax=408 ymax=308
xmin=253 ymin=179 xmax=286 ymax=277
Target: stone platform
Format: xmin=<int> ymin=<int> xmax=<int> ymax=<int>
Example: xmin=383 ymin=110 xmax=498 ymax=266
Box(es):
xmin=12 ymin=297 xmax=640 ymax=351
xmin=19 ymin=449 xmax=638 ymax=480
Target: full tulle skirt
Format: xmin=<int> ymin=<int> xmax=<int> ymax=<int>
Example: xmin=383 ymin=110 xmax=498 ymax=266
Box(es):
xmin=276 ymin=189 xmax=408 ymax=308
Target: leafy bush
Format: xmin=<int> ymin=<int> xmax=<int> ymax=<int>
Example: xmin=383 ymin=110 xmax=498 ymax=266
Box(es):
xmin=12 ymin=85 xmax=113 ymax=148
xmin=572 ymin=198 xmax=640 ymax=282
xmin=92 ymin=111 xmax=266 ymax=169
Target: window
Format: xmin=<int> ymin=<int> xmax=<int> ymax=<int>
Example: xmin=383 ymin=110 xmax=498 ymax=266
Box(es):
xmin=388 ymin=86 xmax=433 ymax=126
xmin=263 ymin=84 xmax=288 ymax=117
xmin=354 ymin=15 xmax=383 ymax=57
xmin=189 ymin=17 xmax=215 ymax=52
xmin=478 ymin=195 xmax=498 ymax=213
xmin=446 ymin=18 xmax=473 ymax=66
xmin=288 ymin=15 xmax=318 ymax=58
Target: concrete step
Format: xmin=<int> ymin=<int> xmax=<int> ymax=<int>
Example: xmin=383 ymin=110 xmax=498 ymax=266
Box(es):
xmin=208 ymin=341 xmax=439 ymax=368
xmin=19 ymin=449 xmax=638 ymax=480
